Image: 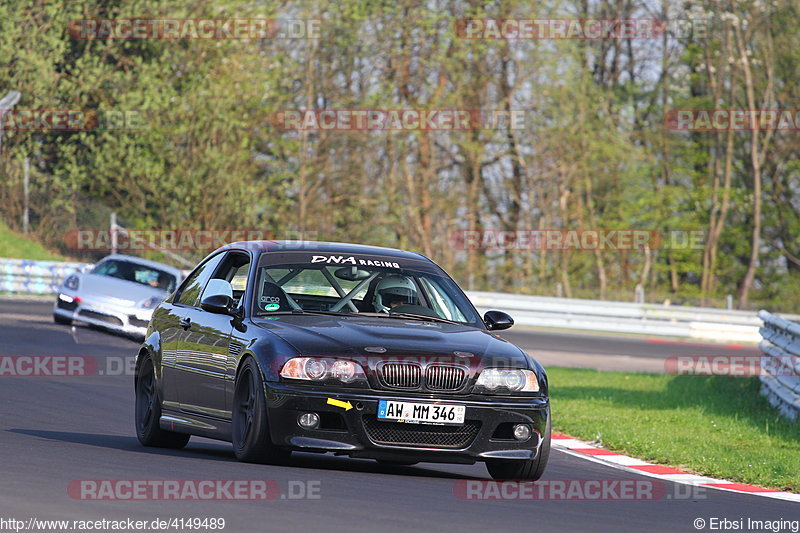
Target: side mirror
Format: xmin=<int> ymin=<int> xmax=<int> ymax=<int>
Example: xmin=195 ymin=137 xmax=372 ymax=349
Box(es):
xmin=200 ymin=279 xmax=236 ymax=315
xmin=484 ymin=310 xmax=514 ymax=331
xmin=200 ymin=293 xmax=236 ymax=315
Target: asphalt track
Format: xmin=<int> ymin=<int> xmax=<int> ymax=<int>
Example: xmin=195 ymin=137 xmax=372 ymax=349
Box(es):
xmin=0 ymin=299 xmax=795 ymax=533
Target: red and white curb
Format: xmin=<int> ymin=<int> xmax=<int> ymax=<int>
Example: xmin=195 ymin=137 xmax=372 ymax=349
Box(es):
xmin=552 ymin=432 xmax=800 ymax=503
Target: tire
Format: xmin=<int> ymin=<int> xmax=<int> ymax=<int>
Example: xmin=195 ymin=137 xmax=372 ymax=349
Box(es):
xmin=53 ymin=313 xmax=72 ymax=325
xmin=135 ymin=357 xmax=190 ymax=449
xmin=486 ymin=410 xmax=551 ymax=481
xmin=232 ymin=358 xmax=290 ymax=464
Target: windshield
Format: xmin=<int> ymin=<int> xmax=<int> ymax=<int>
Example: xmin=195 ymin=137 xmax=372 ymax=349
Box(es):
xmin=91 ymin=259 xmax=177 ymax=292
xmin=252 ymin=253 xmax=482 ymax=327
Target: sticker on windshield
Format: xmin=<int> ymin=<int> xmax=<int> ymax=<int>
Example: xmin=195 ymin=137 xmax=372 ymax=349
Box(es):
xmin=310 ymin=255 xmax=400 ymax=268
xmin=263 ymin=303 xmax=280 ymax=311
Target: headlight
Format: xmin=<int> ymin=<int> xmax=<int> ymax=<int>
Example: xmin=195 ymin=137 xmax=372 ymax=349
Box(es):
xmin=330 ymin=360 xmax=360 ymax=383
xmin=474 ymin=368 xmax=539 ymax=393
xmin=58 ymin=293 xmax=77 ymax=304
xmin=139 ymin=296 xmax=162 ymax=309
xmin=280 ymin=357 xmax=367 ymax=385
xmin=64 ymin=275 xmax=79 ymax=290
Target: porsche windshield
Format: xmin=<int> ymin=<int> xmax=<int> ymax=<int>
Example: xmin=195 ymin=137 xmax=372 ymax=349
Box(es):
xmin=252 ymin=255 xmax=481 ymax=326
xmin=91 ymin=259 xmax=177 ymax=292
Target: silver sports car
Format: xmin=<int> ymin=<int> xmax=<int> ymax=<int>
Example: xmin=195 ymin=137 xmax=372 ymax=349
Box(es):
xmin=53 ymin=254 xmax=183 ymax=338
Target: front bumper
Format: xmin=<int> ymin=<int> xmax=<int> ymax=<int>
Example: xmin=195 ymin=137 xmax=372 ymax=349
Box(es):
xmin=53 ymin=292 xmax=151 ymax=338
xmin=264 ymin=382 xmax=549 ymax=463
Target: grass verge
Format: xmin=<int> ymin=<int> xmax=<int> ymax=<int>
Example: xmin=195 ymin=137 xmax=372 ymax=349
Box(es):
xmin=548 ymin=367 xmax=800 ymax=492
xmin=0 ymin=220 xmax=65 ymax=261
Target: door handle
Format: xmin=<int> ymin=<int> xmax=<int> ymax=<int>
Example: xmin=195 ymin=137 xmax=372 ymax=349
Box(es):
xmin=179 ymin=317 xmax=192 ymax=330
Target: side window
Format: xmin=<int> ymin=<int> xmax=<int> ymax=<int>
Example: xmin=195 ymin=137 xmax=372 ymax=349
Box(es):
xmin=202 ymin=252 xmax=250 ymax=307
xmin=175 ymin=253 xmax=226 ymax=307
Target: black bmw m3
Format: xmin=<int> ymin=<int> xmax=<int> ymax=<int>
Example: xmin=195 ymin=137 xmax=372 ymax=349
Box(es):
xmin=135 ymin=241 xmax=550 ymax=480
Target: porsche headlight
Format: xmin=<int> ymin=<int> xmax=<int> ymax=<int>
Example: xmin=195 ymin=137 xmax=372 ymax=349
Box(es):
xmin=475 ymin=368 xmax=539 ymax=393
xmin=64 ymin=275 xmax=79 ymax=290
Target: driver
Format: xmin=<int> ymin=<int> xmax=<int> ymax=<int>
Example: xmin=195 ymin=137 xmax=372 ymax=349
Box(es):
xmin=373 ymin=275 xmax=417 ymax=313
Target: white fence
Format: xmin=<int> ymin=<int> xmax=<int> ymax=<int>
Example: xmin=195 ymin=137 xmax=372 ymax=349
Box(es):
xmin=4 ymin=257 xmax=800 ymax=345
xmin=758 ymin=310 xmax=800 ymax=421
xmin=466 ymin=291 xmax=800 ymax=343
xmin=0 ymin=258 xmax=88 ymax=294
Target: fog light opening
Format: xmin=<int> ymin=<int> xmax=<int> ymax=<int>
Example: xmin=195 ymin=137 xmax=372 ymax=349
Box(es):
xmin=513 ymin=424 xmax=531 ymax=441
xmin=298 ymin=412 xmax=320 ymax=430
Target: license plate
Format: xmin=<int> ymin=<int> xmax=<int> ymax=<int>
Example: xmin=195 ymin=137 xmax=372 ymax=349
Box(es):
xmin=377 ymin=400 xmax=465 ymax=425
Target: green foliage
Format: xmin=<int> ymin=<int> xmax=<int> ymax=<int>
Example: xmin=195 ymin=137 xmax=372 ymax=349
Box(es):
xmin=0 ymin=220 xmax=64 ymax=261
xmin=0 ymin=0 xmax=797 ymax=310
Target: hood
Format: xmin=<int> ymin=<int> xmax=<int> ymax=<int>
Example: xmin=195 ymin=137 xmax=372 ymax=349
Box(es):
xmin=76 ymin=273 xmax=169 ymax=307
xmin=252 ymin=315 xmax=530 ymax=369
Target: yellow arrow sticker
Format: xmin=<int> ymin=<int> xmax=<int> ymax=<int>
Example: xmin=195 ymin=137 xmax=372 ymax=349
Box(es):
xmin=327 ymin=398 xmax=353 ymax=411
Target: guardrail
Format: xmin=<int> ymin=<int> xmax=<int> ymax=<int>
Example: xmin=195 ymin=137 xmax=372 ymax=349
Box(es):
xmin=758 ymin=310 xmax=800 ymax=421
xmin=0 ymin=258 xmax=90 ymax=295
xmin=466 ymin=291 xmax=800 ymax=343
xmin=3 ymin=257 xmax=797 ymax=345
